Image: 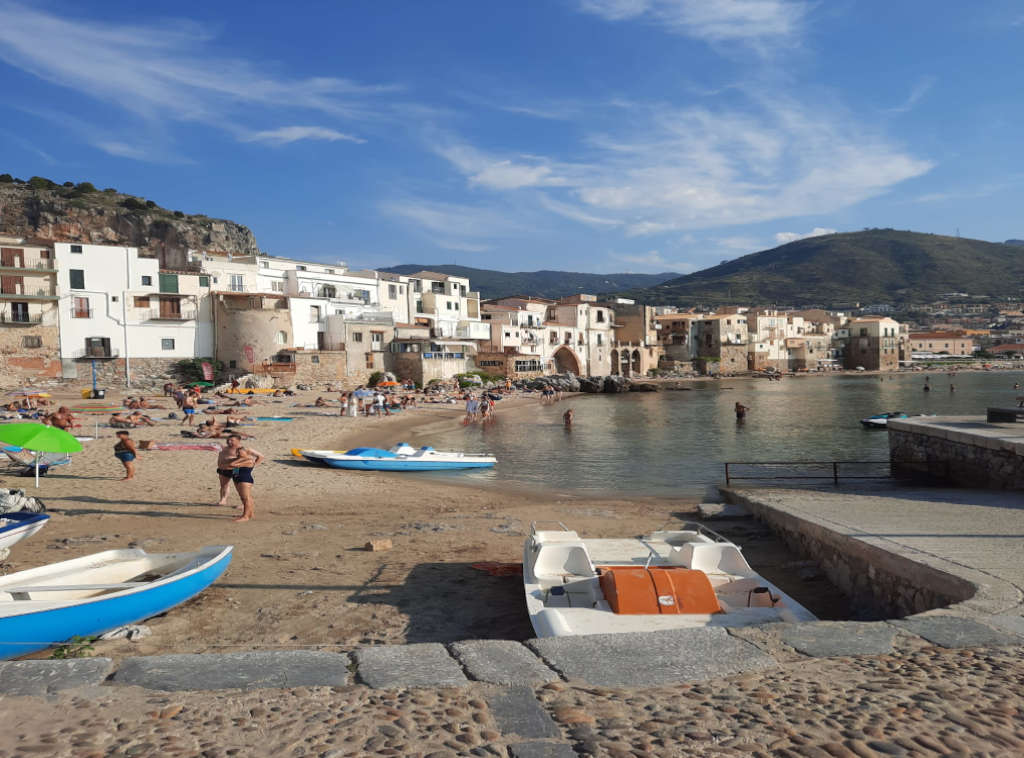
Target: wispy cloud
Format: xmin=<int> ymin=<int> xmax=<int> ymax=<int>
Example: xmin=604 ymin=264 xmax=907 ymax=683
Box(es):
xmin=577 ymin=0 xmax=809 ymax=49
xmin=0 ymin=2 xmax=398 ymax=159
xmin=242 ymin=126 xmax=367 ymax=146
xmin=609 ymin=249 xmax=698 ymax=273
xmin=774 ymin=227 xmax=836 ymax=244
xmin=886 ymin=77 xmax=936 ymax=114
xmin=433 ymin=142 xmax=571 ymax=190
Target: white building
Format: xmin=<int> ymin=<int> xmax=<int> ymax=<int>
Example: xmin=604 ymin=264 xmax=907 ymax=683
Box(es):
xmin=54 ymin=243 xmax=213 ymax=379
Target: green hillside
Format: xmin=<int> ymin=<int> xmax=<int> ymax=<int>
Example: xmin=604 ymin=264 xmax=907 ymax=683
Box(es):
xmin=379 ymin=264 xmax=679 ymax=300
xmin=619 ymin=230 xmax=1024 ymax=307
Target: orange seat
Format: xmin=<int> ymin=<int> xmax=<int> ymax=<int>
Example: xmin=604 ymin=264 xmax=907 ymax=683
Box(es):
xmin=598 ymin=566 xmax=722 ymax=615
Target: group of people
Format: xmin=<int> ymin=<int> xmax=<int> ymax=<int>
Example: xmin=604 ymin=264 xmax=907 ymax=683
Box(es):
xmin=463 ymin=393 xmax=496 ymax=423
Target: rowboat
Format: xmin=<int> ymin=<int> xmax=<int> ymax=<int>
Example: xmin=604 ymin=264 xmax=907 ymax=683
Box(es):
xmin=296 ymin=442 xmax=496 ymax=471
xmin=524 ymin=522 xmax=815 ymax=638
xmin=0 ymin=512 xmax=49 ymax=551
xmin=0 ymin=545 xmax=232 ymax=659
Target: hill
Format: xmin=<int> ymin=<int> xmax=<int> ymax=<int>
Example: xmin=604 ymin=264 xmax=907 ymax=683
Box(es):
xmin=618 ymin=230 xmax=1024 ymax=307
xmin=378 ymin=264 xmax=679 ymax=300
xmin=0 ymin=174 xmax=257 ymax=269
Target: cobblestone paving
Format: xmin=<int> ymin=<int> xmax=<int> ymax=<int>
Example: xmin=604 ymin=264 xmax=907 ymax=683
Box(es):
xmin=2 ymin=644 xmax=1022 ymax=757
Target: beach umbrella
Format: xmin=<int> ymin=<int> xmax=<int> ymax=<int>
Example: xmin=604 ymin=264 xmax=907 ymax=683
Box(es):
xmin=378 ymin=381 xmax=400 ymax=387
xmin=0 ymin=423 xmax=82 ymax=488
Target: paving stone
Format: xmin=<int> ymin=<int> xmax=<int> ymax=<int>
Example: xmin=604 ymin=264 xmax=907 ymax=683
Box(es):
xmin=508 ymin=741 xmax=578 ymax=758
xmin=355 ymin=643 xmax=467 ymax=688
xmin=450 ymin=640 xmax=559 ymax=685
xmin=985 ymin=613 xmax=1024 ymax=639
xmin=771 ymin=621 xmax=896 ymax=657
xmin=527 ymin=627 xmax=775 ymax=687
xmin=892 ymin=615 xmax=1024 ymax=648
xmin=486 ymin=686 xmax=562 ymax=740
xmin=112 ymin=651 xmax=349 ymax=691
xmin=0 ymin=658 xmax=113 ymax=696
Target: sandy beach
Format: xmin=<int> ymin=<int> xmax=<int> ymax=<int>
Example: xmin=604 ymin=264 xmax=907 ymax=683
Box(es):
xmin=2 ymin=387 xmax=713 ymax=660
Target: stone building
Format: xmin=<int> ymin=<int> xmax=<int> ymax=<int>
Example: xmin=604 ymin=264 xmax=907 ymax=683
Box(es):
xmin=843 ymin=317 xmax=900 ymax=371
xmin=909 ymin=331 xmax=975 ymax=356
xmin=693 ymin=314 xmax=748 ymax=375
xmin=0 ymin=236 xmax=61 ymax=378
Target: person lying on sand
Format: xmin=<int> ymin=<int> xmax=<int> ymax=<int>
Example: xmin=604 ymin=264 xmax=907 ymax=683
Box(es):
xmin=109 ymin=413 xmax=135 ymax=429
xmin=128 ymin=411 xmax=156 ymax=427
xmin=314 ymin=396 xmax=329 ymax=407
xmin=198 ymin=419 xmax=254 ymax=439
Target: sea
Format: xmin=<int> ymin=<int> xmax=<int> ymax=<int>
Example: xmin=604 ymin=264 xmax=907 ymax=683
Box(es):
xmin=406 ymin=371 xmax=1024 ymax=498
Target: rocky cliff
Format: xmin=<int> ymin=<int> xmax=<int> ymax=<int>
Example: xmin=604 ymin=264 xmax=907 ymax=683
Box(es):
xmin=0 ymin=176 xmax=259 ymax=269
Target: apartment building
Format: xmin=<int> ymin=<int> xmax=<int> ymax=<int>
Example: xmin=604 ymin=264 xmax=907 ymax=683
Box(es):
xmin=543 ymin=295 xmax=614 ymax=376
xmin=909 ymin=332 xmax=975 ymax=356
xmin=476 ymin=298 xmax=550 ymax=378
xmin=601 ymin=301 xmax=662 ymax=377
xmin=0 ymin=236 xmax=61 ymax=378
xmin=693 ymin=314 xmax=748 ymax=375
xmin=842 ymin=317 xmax=900 ymax=371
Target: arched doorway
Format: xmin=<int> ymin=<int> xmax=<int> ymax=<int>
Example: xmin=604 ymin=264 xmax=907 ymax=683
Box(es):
xmin=610 ymin=350 xmax=619 ymax=376
xmin=631 ymin=350 xmax=641 ymax=375
xmin=552 ymin=346 xmax=581 ymax=375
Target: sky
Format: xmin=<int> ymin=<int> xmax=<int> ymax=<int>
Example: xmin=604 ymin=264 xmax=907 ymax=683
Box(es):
xmin=1 ymin=1 xmax=1023 ymax=275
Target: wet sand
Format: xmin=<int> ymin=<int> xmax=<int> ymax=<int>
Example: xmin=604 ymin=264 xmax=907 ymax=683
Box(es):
xmin=3 ymin=387 xmax=849 ymax=661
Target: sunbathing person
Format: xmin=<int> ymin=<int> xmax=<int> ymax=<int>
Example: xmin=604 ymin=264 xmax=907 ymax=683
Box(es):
xmin=314 ymin=396 xmax=329 ymax=407
xmin=197 ymin=419 xmax=254 ymax=439
xmin=109 ymin=413 xmax=136 ymax=429
xmin=128 ymin=410 xmax=156 ymax=427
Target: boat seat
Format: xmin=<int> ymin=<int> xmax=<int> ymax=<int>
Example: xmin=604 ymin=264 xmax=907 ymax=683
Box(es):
xmin=533 ymin=543 xmax=596 ymax=579
xmin=668 ymin=543 xmax=749 ymax=575
xmin=533 ymin=530 xmax=581 ymax=543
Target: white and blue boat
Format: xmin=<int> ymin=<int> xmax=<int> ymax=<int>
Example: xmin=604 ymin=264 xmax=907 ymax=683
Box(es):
xmin=299 ymin=442 xmax=496 ymax=471
xmin=0 ymin=511 xmax=49 ymax=551
xmin=0 ymin=545 xmax=231 ymax=660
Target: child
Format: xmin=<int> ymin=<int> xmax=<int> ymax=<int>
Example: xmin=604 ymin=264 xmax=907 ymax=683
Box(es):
xmin=114 ymin=430 xmax=138 ymax=481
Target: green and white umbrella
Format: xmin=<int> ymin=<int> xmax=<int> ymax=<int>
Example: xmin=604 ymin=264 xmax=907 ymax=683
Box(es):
xmin=0 ymin=423 xmax=82 ymax=487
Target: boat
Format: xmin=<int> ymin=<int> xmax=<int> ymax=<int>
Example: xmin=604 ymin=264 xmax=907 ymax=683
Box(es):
xmin=297 ymin=442 xmax=496 ymax=471
xmin=0 ymin=511 xmax=49 ymax=551
xmin=0 ymin=545 xmax=232 ymax=659
xmin=523 ymin=522 xmax=816 ymax=638
xmin=859 ymin=412 xmax=936 ymax=429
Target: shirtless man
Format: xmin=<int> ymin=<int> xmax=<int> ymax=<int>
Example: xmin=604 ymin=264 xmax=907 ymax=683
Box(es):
xmin=128 ymin=411 xmax=155 ymax=427
xmin=181 ymin=391 xmax=198 ymax=425
xmin=215 ymin=434 xmax=264 ymax=521
xmin=113 ymin=430 xmax=137 ymax=481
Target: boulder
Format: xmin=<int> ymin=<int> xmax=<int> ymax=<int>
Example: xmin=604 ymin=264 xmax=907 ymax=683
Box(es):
xmin=629 ymin=382 xmax=660 ymax=392
xmin=602 ymin=376 xmax=631 ymax=393
xmin=577 ymin=376 xmax=604 ymax=393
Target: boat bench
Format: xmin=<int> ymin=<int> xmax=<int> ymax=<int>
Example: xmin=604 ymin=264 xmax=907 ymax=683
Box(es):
xmin=986 ymin=407 xmax=1024 ymax=422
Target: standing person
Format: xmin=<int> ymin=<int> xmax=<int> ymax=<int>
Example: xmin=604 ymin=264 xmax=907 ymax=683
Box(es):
xmin=563 ymin=408 xmax=574 ymax=427
xmin=338 ymin=391 xmax=348 ymax=416
xmin=113 ymin=430 xmax=137 ymax=481
xmin=215 ymin=434 xmax=265 ymax=522
xmin=231 ymin=377 xmax=240 ymax=391
xmin=181 ymin=390 xmax=198 ymax=425
xmin=734 ymin=402 xmax=749 ymax=421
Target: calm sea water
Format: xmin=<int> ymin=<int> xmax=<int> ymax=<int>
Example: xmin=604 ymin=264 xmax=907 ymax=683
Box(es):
xmin=407 ymin=372 xmax=1024 ymax=497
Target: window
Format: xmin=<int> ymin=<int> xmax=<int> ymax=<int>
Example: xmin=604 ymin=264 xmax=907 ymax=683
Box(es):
xmin=311 ymin=355 xmax=320 ymax=364
xmin=431 ymin=282 xmax=444 ymax=294
xmin=134 ymin=296 xmax=149 ymax=308
xmin=230 ymin=274 xmax=244 ymax=292
xmin=229 ymin=360 xmax=237 ymax=369
xmin=261 ymin=261 xmax=269 ymax=268
xmin=141 ymin=275 xmax=152 ymax=286
xmin=310 ymin=306 xmax=321 ymax=322
xmin=365 ymin=352 xmax=374 ymax=368
xmin=454 ymin=302 xmax=460 ymax=311
xmin=69 ymin=269 xmax=85 ymax=289
xmin=371 ymin=331 xmax=384 ymax=348
xmin=22 ymin=335 xmax=42 ymax=348
xmin=72 ymin=296 xmax=90 ymax=318
xmin=296 ymin=265 xmax=307 ymax=271
xmin=276 ymin=331 xmax=287 ymax=345
xmin=597 ymin=334 xmax=603 ymax=346
xmin=596 ymin=311 xmax=605 ymax=323
xmin=352 ymin=332 xmax=363 ymax=343
xmin=271 ymin=281 xmax=284 ymax=292
xmin=411 ymin=279 xmax=422 ymax=293
xmin=326 ymin=268 xmax=334 ymax=274
xmin=159 ymin=273 xmax=179 ymax=293
xmin=388 ymin=284 xmax=397 ymax=299
xmin=446 ymin=301 xmax=453 ymax=310
xmin=199 ymin=275 xmax=210 ymax=287
xmin=161 ymin=338 xmax=175 ymax=350
xmin=10 ymin=302 xmax=29 ymax=323
xmin=84 ymin=336 xmax=111 ymax=357
xmin=70 ymin=244 xmax=82 ymax=253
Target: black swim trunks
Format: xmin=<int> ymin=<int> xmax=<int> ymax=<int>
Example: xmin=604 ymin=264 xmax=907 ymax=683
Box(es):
xmin=216 ymin=467 xmax=254 ymax=483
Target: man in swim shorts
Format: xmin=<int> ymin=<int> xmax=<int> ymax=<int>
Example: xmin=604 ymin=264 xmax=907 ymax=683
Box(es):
xmin=215 ymin=433 xmax=265 ymax=522
xmin=114 ymin=430 xmax=137 ymax=481
xmin=181 ymin=391 xmax=198 ymax=425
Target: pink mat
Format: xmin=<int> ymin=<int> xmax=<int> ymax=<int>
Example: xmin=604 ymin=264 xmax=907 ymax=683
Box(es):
xmin=145 ymin=443 xmax=221 ymax=451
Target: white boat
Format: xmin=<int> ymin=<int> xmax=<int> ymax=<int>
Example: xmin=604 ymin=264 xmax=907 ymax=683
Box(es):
xmin=860 ymin=412 xmax=934 ymax=429
xmin=523 ymin=522 xmax=816 ymax=638
xmin=0 ymin=512 xmax=48 ymax=551
xmin=0 ymin=545 xmax=231 ymax=659
xmin=297 ymin=442 xmax=496 ymax=471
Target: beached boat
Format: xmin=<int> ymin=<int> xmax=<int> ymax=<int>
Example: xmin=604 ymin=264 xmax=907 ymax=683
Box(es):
xmin=0 ymin=545 xmax=231 ymax=659
xmin=523 ymin=522 xmax=815 ymax=638
xmin=0 ymin=511 xmax=49 ymax=551
xmin=860 ymin=412 xmax=934 ymax=428
xmin=297 ymin=442 xmax=496 ymax=471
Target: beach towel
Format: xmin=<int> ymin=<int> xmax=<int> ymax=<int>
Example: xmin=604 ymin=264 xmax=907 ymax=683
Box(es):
xmin=142 ymin=442 xmax=221 ymax=451
xmin=255 ymin=417 xmax=294 ymax=421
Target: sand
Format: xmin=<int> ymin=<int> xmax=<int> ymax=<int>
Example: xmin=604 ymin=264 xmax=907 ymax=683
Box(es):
xmin=4 ymin=387 xmax=714 ymax=660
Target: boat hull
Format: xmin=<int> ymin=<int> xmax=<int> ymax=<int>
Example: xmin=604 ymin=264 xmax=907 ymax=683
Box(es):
xmin=0 ymin=513 xmax=48 ymax=551
xmin=0 ymin=547 xmax=231 ymax=660
xmin=312 ymin=457 xmax=495 ymax=471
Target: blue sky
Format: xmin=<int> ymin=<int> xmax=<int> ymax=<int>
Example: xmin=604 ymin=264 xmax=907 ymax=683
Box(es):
xmin=1 ymin=1 xmax=1022 ymax=275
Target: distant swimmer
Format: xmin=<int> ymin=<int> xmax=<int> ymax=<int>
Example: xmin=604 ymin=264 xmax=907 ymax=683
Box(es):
xmin=734 ymin=402 xmax=749 ymax=421
xmin=950 ymin=384 xmax=955 ymax=392
xmin=923 ymin=384 xmax=931 ymax=392
xmin=563 ymin=408 xmax=574 ymax=427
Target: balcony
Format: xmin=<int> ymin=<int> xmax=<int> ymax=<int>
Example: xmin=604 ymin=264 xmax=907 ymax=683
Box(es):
xmin=0 ymin=312 xmax=44 ymax=325
xmin=71 ymin=307 xmax=93 ymax=319
xmin=147 ymin=308 xmax=197 ymax=321
xmin=0 ymin=260 xmax=56 ymax=274
xmin=72 ymin=347 xmax=120 ymax=361
xmin=0 ymin=285 xmax=57 ymax=300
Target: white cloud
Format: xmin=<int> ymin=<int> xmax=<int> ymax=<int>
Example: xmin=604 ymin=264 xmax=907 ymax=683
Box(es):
xmin=381 ymin=198 xmax=535 ymax=254
xmin=774 ymin=227 xmax=836 ymax=245
xmin=886 ymin=77 xmax=936 ymax=114
xmin=577 ymin=0 xmax=809 ymax=47
xmin=434 ymin=143 xmax=569 ymax=190
xmin=0 ymin=2 xmax=398 ymax=158
xmin=242 ymin=126 xmax=366 ymax=146
xmin=537 ymin=194 xmax=620 ymax=227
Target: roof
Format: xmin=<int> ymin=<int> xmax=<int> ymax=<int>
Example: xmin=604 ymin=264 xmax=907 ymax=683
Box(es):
xmin=909 ymin=332 xmax=971 ymax=340
xmin=408 ymin=270 xmax=450 ymax=281
xmin=990 ymin=344 xmax=1024 ymax=352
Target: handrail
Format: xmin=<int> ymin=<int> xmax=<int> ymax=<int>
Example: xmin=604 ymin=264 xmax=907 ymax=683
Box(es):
xmin=723 ymin=460 xmax=946 ymax=486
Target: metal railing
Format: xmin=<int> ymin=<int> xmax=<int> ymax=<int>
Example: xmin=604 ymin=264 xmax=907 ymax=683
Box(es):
xmin=147 ymin=308 xmax=197 ymax=321
xmin=0 ymin=312 xmax=43 ymax=325
xmin=70 ymin=307 xmax=92 ymax=319
xmin=723 ymin=460 xmax=950 ymax=487
xmin=1 ymin=286 xmax=56 ymax=297
xmin=0 ymin=260 xmax=55 ymax=271
xmin=72 ymin=347 xmax=120 ymax=360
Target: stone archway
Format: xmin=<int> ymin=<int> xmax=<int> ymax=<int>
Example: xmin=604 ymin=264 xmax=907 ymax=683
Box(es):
xmin=552 ymin=346 xmax=581 ymax=375
xmin=610 ymin=350 xmax=619 ymax=376
xmin=631 ymin=349 xmax=641 ymax=375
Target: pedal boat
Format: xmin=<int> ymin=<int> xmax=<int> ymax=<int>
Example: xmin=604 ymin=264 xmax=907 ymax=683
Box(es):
xmin=524 ymin=522 xmax=816 ymax=638
xmin=0 ymin=512 xmax=49 ymax=552
xmin=297 ymin=442 xmax=496 ymax=471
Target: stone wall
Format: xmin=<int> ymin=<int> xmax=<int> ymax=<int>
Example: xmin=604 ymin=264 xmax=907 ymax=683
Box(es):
xmin=723 ymin=489 xmax=975 ymax=619
xmin=888 ymin=425 xmax=1024 ymax=489
xmin=0 ymin=323 xmax=61 ymax=380
xmin=289 ymin=351 xmax=349 ymax=385
xmin=80 ymin=357 xmax=184 ymax=389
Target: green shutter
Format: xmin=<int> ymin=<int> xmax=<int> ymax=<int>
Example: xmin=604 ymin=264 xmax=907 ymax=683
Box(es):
xmin=159 ymin=273 xmax=179 ymax=293
xmin=199 ymin=275 xmax=210 ymax=287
